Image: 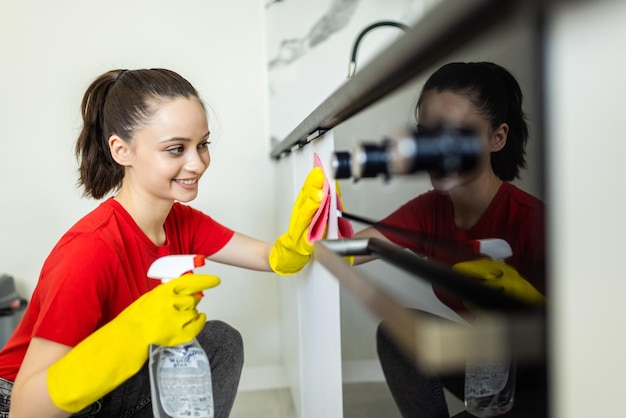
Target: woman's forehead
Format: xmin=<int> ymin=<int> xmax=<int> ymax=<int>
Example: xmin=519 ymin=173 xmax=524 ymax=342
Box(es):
xmin=417 ymin=90 xmax=484 ymax=127
xmin=135 ymin=97 xmax=209 ymax=139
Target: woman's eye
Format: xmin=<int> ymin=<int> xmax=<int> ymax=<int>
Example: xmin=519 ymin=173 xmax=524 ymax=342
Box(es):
xmin=167 ymin=146 xmax=185 ymax=156
xmin=198 ymin=141 xmax=211 ymax=151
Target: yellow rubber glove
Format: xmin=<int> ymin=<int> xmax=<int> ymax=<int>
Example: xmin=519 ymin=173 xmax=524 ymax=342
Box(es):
xmin=47 ymin=273 xmax=220 ymax=413
xmin=269 ymin=167 xmax=325 ymax=275
xmin=453 ymin=259 xmax=545 ymax=305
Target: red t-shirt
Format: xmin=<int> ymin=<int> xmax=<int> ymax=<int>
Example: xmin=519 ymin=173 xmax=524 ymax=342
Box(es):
xmin=377 ymin=182 xmax=545 ymax=312
xmin=0 ymin=198 xmax=234 ymax=381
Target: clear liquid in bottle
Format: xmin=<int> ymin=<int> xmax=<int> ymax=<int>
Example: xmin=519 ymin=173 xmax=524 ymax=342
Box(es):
xmin=464 ymin=359 xmax=516 ymax=417
xmin=149 ymin=339 xmax=214 ymax=418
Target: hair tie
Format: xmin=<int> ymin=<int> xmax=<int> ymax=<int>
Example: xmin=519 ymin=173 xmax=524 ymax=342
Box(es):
xmin=115 ymin=69 xmax=128 ymax=82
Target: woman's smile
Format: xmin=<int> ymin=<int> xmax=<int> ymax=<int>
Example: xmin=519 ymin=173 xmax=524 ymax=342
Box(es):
xmin=173 ymin=177 xmax=199 ymax=188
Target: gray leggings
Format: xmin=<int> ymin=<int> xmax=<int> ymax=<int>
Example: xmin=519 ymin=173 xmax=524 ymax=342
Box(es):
xmin=0 ymin=320 xmax=244 ymax=418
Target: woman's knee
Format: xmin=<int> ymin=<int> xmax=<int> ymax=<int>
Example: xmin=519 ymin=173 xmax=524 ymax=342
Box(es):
xmin=376 ymin=322 xmax=395 ymax=358
xmin=197 ymin=320 xmax=244 ymax=367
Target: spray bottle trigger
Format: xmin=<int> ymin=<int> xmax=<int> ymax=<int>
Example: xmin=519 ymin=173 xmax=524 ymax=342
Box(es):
xmin=147 ymin=255 xmax=208 ymax=298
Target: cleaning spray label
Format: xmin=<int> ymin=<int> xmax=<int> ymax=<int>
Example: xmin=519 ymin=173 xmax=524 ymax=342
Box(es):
xmin=465 ymin=360 xmax=510 ymax=397
xmin=153 ymin=342 xmax=214 ymax=418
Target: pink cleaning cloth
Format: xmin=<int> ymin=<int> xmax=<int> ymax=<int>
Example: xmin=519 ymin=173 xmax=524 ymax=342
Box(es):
xmin=336 ymin=186 xmax=354 ymax=239
xmin=308 ymin=153 xmax=354 ymax=242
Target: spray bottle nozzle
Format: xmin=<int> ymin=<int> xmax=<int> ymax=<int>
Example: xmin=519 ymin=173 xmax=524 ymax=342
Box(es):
xmin=147 ymin=254 xmax=207 ymax=296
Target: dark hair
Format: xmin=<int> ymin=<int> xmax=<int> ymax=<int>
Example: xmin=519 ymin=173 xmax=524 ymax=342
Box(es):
xmin=75 ymin=68 xmax=203 ymax=199
xmin=417 ymin=62 xmax=528 ymax=181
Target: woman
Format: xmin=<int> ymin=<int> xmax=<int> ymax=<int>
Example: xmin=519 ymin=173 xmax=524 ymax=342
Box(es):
xmin=0 ymin=68 xmax=324 ymax=418
xmin=353 ymin=62 xmax=547 ymax=417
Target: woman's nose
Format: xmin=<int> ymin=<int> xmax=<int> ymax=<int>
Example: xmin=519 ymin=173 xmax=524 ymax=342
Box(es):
xmin=185 ymin=149 xmax=210 ymax=172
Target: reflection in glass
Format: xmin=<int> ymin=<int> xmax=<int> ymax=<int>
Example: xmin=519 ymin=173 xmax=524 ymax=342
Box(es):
xmin=338 ymin=61 xmax=547 ymax=417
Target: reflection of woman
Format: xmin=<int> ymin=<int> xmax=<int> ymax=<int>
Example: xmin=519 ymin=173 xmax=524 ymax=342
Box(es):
xmin=353 ymin=62 xmax=546 ymax=417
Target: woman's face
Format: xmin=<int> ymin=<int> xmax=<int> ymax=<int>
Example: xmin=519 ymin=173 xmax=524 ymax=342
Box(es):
xmin=124 ymin=96 xmax=211 ymax=203
xmin=417 ymin=90 xmax=504 ymax=192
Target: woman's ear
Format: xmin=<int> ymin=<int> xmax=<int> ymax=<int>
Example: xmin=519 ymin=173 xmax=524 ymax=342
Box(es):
xmin=490 ymin=123 xmax=509 ymax=152
xmin=109 ymin=135 xmax=132 ymax=166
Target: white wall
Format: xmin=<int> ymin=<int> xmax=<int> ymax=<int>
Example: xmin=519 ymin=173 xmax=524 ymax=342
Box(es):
xmin=546 ymin=1 xmax=626 ymax=416
xmin=0 ymin=0 xmax=282 ymax=390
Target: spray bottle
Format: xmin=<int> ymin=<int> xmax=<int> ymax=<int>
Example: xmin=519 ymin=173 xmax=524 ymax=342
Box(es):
xmin=464 ymin=239 xmax=516 ymax=417
xmin=147 ymin=254 xmax=214 ymax=418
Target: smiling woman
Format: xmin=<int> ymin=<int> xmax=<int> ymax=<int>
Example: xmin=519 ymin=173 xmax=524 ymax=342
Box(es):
xmin=109 ymin=96 xmax=212 ymax=212
xmin=0 ymin=68 xmax=331 ymax=418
